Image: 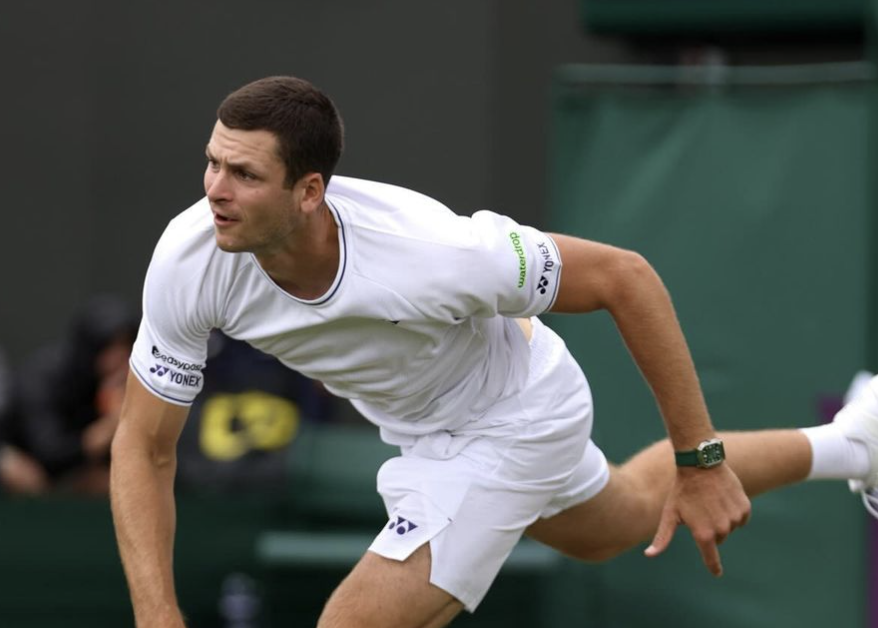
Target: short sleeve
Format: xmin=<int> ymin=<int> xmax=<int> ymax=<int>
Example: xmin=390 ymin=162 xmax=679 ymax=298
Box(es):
xmin=130 ymin=317 xmax=208 ymax=407
xmin=429 ymin=210 xmax=563 ymax=319
xmin=129 ymin=222 xmax=213 ymax=406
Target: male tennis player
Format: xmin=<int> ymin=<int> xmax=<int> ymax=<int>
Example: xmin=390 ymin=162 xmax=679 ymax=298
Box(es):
xmin=110 ymin=75 xmax=878 ymax=628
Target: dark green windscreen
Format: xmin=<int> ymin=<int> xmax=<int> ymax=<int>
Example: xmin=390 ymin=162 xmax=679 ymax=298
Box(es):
xmin=545 ymin=64 xmax=873 ymax=628
xmin=582 ymin=0 xmax=865 ymax=35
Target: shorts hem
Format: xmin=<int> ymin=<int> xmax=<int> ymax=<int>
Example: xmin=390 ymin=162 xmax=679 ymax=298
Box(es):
xmin=539 ymin=449 xmax=611 ymax=519
xmin=428 ymin=561 xmax=483 ymax=613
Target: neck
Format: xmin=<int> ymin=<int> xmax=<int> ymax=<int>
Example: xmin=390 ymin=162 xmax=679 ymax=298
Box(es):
xmin=256 ymin=202 xmax=340 ymax=300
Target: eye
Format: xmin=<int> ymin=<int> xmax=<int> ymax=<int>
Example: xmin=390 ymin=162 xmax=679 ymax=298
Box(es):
xmin=206 ymin=157 xmax=219 ymax=170
xmin=235 ymin=169 xmax=257 ymax=181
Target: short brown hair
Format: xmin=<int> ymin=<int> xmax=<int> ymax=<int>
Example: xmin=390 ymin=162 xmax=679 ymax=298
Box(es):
xmin=217 ymin=76 xmax=344 ymax=187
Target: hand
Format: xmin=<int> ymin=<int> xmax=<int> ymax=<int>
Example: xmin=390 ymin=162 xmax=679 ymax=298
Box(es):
xmin=0 ymin=445 xmax=49 ymax=494
xmin=644 ymin=464 xmax=751 ymax=576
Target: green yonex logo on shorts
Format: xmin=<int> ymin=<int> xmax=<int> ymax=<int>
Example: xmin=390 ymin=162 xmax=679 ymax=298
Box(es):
xmin=509 ymin=232 xmax=526 ymax=288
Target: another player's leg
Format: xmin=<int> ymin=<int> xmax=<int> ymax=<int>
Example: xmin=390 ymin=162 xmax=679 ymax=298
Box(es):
xmin=317 ymin=543 xmax=463 ymax=628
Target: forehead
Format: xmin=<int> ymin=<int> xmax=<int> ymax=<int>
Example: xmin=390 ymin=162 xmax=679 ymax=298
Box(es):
xmin=207 ymin=121 xmax=282 ymax=166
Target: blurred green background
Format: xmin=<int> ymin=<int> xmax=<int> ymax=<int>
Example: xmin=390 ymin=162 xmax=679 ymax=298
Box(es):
xmin=2 ymin=1 xmax=878 ymax=627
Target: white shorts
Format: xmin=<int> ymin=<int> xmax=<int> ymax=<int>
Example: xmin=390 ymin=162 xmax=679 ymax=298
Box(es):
xmin=368 ymin=318 xmax=610 ymax=611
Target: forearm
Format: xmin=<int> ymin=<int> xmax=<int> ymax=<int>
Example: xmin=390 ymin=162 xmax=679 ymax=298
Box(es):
xmin=549 ymin=235 xmax=748 ymax=571
xmin=609 ymin=256 xmax=714 ymax=449
xmin=548 ymin=236 xmax=714 ymax=447
xmin=110 ymin=430 xmax=184 ymax=627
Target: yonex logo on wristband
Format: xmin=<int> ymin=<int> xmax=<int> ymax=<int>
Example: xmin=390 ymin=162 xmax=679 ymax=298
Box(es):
xmin=387 ymin=516 xmax=419 ymax=535
xmin=537 ymin=276 xmax=549 ymax=294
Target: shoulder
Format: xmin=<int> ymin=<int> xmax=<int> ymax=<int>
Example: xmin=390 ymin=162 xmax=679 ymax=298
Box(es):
xmin=327 ymin=177 xmax=558 ymax=318
xmin=142 ymin=197 xmax=240 ymax=334
xmin=326 ymin=176 xmax=451 ymax=216
xmin=326 ymin=175 xmax=503 ymax=251
xmin=327 ymin=175 xmax=457 ymax=236
xmin=146 ymin=197 xmax=243 ymax=295
xmin=131 ymin=199 xmax=221 ymax=404
xmin=151 ymin=197 xmax=216 ymax=265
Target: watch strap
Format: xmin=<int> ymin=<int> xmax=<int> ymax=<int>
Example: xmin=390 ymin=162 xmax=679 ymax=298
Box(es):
xmin=674 ymin=449 xmax=700 ymax=466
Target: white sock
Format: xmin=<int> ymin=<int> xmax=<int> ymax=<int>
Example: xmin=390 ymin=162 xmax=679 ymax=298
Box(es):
xmin=801 ymin=424 xmax=870 ymax=480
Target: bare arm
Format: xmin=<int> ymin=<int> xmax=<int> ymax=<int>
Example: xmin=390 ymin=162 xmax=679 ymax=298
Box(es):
xmin=549 ymin=234 xmax=713 ymax=449
xmin=110 ymin=372 xmax=189 ymax=627
xmin=548 ymin=233 xmax=750 ymax=575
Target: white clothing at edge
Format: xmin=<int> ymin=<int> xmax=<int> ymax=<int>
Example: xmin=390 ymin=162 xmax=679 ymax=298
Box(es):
xmin=130 ymin=175 xmax=563 ymax=444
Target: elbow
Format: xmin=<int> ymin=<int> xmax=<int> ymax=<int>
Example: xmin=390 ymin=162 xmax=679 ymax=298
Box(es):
xmin=604 ymin=250 xmax=667 ymax=309
xmin=110 ymin=421 xmax=177 ymax=470
xmin=616 ymin=250 xmax=656 ymax=283
xmin=550 ymin=237 xmax=667 ymax=313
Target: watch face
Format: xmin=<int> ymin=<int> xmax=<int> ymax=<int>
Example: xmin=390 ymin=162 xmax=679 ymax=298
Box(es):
xmin=696 ymin=440 xmax=725 ymax=468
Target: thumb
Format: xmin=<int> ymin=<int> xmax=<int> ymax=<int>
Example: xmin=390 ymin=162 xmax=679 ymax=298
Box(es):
xmin=645 ymin=507 xmax=679 ymax=558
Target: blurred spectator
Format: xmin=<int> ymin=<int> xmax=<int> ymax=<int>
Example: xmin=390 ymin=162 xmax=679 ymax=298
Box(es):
xmin=0 ymin=347 xmax=37 ymax=493
xmin=176 ymin=330 xmax=338 ymax=493
xmin=0 ymin=347 xmax=12 ymax=431
xmin=0 ymin=295 xmax=138 ymax=495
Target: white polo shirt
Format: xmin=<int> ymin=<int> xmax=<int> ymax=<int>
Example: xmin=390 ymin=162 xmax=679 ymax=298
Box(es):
xmin=130 ymin=176 xmax=562 ymax=442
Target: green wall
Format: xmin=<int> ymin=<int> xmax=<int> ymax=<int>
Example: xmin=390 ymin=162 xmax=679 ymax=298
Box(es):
xmin=546 ymin=63 xmax=873 ymax=628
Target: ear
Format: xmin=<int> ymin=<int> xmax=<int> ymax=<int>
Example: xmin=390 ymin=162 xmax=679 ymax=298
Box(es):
xmin=296 ymin=172 xmax=326 ymax=215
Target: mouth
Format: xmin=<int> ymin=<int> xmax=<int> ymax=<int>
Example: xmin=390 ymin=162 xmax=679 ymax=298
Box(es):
xmin=212 ymin=210 xmax=239 ymax=227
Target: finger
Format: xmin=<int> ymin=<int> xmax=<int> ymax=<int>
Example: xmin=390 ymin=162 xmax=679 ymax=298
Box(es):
xmin=644 ymin=509 xmax=679 ymax=558
xmin=728 ymin=514 xmax=747 ymax=533
xmin=739 ymin=503 xmax=752 ymax=528
xmin=725 ymin=505 xmax=751 ymax=534
xmin=696 ymin=536 xmax=723 ymax=577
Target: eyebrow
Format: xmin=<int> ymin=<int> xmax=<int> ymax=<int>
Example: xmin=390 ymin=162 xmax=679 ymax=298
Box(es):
xmin=204 ymin=146 xmax=260 ymax=172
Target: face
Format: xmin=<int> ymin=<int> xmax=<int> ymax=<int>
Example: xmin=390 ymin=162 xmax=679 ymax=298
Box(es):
xmin=204 ymin=121 xmax=311 ymax=255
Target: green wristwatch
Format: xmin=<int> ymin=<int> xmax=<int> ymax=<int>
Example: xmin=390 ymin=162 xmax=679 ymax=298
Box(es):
xmin=675 ymin=438 xmax=725 ymax=469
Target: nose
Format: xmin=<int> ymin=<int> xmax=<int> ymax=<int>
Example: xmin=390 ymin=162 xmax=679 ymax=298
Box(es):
xmin=205 ymin=168 xmax=232 ymax=203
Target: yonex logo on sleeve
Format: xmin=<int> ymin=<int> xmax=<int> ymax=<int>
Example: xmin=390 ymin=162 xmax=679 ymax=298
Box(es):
xmin=536 ymin=242 xmax=556 ymax=274
xmin=535 ymin=242 xmax=557 ymax=296
xmin=387 ymin=516 xmax=419 ymax=535
xmin=149 ymin=363 xmax=202 ymax=387
xmin=151 ymin=365 xmax=171 ymax=377
xmin=508 ymin=232 xmax=527 ymax=289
